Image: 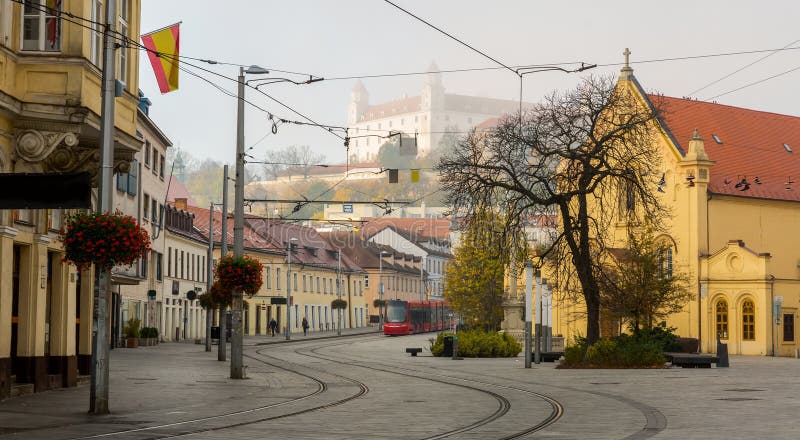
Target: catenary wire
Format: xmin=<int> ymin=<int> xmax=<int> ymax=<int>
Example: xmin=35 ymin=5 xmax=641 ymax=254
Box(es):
xmin=382 ymin=0 xmax=516 ymax=75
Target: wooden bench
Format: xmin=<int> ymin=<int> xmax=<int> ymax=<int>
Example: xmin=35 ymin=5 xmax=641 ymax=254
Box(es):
xmin=406 ymin=347 xmax=422 ymax=357
xmin=665 ymin=353 xmax=720 ymax=368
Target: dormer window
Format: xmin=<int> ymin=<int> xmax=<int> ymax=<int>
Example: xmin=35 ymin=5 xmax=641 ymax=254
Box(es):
xmin=784 ymin=143 xmax=793 ymax=153
xmin=711 ymin=134 xmax=723 ymax=144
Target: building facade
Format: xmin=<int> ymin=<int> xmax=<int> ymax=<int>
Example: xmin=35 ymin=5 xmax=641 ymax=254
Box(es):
xmin=552 ymin=64 xmax=800 ymax=356
xmin=347 ymin=63 xmax=520 ymax=163
xmin=0 ymin=0 xmax=144 ymax=399
xmin=111 ymin=103 xmax=171 ymax=344
xmin=162 ymin=202 xmax=209 ymax=342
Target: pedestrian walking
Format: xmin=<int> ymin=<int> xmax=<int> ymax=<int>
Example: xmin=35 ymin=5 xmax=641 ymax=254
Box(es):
xmin=269 ymin=318 xmax=277 ymax=337
xmin=302 ymin=317 xmax=309 ymax=336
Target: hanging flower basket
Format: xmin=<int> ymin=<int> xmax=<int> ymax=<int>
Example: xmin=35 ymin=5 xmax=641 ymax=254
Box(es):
xmin=201 ymin=281 xmax=232 ymax=309
xmin=331 ymin=299 xmax=347 ymax=310
xmin=215 ymin=255 xmax=263 ymax=296
xmin=62 ymin=211 xmax=151 ymax=270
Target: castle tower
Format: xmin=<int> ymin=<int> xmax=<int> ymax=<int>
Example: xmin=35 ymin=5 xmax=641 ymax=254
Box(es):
xmin=348 ymin=80 xmax=369 ymax=126
xmin=421 ymin=61 xmax=444 ymax=111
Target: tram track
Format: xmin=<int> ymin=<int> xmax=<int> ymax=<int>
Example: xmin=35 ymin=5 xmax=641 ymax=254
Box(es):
xmin=67 ymin=346 xmax=368 ymax=440
xmin=307 ymin=335 xmax=665 ymax=439
xmin=295 ymin=339 xmax=564 ymax=439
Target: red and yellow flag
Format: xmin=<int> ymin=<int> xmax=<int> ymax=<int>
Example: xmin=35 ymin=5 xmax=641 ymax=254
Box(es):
xmin=141 ymin=23 xmax=180 ymax=94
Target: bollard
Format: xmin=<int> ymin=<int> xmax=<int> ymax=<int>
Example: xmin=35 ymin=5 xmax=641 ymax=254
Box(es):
xmin=717 ymin=340 xmax=729 ymax=368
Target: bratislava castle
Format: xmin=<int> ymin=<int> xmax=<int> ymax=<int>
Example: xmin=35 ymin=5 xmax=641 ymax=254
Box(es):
xmin=347 ymin=63 xmax=519 ymax=163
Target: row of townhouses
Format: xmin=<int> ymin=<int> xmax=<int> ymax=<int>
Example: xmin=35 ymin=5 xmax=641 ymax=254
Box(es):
xmin=0 ymin=0 xmax=453 ymax=400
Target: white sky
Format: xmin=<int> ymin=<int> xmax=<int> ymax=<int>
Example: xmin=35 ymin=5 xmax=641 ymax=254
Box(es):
xmin=139 ymin=0 xmax=800 ymax=165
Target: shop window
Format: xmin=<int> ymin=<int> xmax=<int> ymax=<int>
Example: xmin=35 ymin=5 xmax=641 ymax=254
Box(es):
xmin=742 ymin=300 xmax=755 ymax=340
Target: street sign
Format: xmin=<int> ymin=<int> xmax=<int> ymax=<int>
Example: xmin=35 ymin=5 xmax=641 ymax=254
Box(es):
xmin=270 ymin=297 xmax=287 ymax=305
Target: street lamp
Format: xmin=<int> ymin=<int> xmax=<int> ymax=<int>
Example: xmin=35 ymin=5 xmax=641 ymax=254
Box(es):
xmin=286 ymin=237 xmax=298 ymax=340
xmin=378 ymin=250 xmax=389 ymax=331
xmin=232 ymin=64 xmax=269 ymax=380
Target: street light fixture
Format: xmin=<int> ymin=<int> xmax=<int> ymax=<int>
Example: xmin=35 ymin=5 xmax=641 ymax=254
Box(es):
xmin=231 ymin=64 xmax=269 ymax=380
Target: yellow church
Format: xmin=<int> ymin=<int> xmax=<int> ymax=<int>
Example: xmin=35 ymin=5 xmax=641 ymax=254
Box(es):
xmin=553 ymin=62 xmax=800 ymax=357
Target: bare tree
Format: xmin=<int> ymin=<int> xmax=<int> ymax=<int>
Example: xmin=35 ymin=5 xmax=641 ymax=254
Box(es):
xmin=437 ymin=76 xmax=666 ymax=345
xmin=262 ymin=145 xmax=326 ymax=180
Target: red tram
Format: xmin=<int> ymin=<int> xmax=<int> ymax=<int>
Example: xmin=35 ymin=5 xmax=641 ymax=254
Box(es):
xmin=383 ymin=300 xmax=451 ymax=335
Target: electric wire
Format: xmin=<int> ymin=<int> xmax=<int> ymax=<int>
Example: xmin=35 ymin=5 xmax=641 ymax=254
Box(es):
xmin=687 ymin=38 xmax=800 ymax=98
xmin=382 ymin=0 xmax=516 ymax=75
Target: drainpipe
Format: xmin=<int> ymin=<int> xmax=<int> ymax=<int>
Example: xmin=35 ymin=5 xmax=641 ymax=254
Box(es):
xmin=770 ymin=274 xmax=776 ymax=357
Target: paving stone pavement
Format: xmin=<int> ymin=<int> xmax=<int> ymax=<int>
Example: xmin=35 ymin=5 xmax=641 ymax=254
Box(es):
xmin=1 ymin=329 xmax=799 ymax=439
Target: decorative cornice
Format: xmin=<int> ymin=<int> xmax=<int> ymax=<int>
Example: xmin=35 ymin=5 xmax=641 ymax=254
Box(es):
xmin=0 ymin=226 xmax=19 ymax=239
xmin=33 ymin=233 xmax=52 ymax=245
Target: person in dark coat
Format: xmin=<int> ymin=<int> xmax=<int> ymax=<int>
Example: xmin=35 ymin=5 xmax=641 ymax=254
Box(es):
xmin=302 ymin=317 xmax=309 ymax=336
xmin=269 ymin=318 xmax=278 ymax=336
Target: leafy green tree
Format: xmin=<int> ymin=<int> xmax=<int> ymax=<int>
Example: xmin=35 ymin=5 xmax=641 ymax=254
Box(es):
xmin=444 ymin=209 xmax=508 ymax=330
xmin=598 ymin=224 xmax=691 ymax=330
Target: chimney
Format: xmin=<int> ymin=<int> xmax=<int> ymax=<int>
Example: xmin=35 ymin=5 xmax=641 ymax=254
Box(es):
xmin=174 ymin=197 xmax=188 ymax=211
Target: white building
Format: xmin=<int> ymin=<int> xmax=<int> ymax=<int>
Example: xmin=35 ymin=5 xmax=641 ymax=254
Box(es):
xmin=162 ymin=199 xmax=208 ymax=342
xmin=110 ymin=98 xmax=171 ymax=344
xmin=365 ymin=224 xmax=452 ymax=300
xmin=347 ymin=62 xmax=520 ymax=163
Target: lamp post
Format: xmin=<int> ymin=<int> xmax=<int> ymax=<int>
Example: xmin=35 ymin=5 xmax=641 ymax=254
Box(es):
xmin=286 ymin=237 xmax=297 ymax=340
xmin=232 ymin=65 xmax=269 ymax=379
xmin=378 ymin=250 xmax=388 ymax=331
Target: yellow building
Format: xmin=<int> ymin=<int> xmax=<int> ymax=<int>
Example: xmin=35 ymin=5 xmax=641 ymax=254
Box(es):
xmin=0 ymin=1 xmax=144 ymax=398
xmin=185 ymin=206 xmax=370 ymax=337
xmin=553 ymin=63 xmax=800 ymax=356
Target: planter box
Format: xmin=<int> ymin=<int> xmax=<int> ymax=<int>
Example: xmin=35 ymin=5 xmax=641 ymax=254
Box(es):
xmin=125 ymin=338 xmax=139 ymax=348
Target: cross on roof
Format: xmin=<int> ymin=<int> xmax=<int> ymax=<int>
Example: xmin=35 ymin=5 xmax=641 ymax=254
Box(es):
xmin=623 ymin=48 xmax=631 ymax=68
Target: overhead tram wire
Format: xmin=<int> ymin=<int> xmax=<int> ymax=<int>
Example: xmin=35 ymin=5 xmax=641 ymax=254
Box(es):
xmin=382 ymin=0 xmax=516 ymax=76
xmin=23 ymin=0 xmax=800 ymax=83
xmin=687 ymin=38 xmax=800 ymax=98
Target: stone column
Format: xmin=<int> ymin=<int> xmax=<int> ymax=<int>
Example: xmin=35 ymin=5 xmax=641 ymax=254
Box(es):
xmin=16 ymin=235 xmax=49 ymax=391
xmin=46 ymin=251 xmax=77 ymax=387
xmin=500 ymin=260 xmax=525 ymax=344
xmin=0 ymin=226 xmax=18 ymax=399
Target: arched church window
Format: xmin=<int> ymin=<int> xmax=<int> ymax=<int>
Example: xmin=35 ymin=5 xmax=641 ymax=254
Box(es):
xmin=715 ymin=300 xmax=728 ymax=340
xmin=742 ymin=299 xmax=755 ymax=340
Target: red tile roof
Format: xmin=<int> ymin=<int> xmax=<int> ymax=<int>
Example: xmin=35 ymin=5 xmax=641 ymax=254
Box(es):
xmin=186 ymin=205 xmax=282 ymax=253
xmin=246 ymin=218 xmax=362 ymax=272
xmin=363 ymin=96 xmax=422 ymax=120
xmin=166 ymin=176 xmax=197 ymax=205
xmin=360 ymin=217 xmax=452 ymax=242
xmin=651 ymin=95 xmax=800 ymax=202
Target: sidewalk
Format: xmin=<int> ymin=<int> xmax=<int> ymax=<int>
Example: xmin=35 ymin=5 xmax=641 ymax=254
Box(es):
xmin=0 ymin=326 xmax=381 ymax=438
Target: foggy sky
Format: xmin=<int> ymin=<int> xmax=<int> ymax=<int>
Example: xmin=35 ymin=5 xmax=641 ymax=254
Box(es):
xmin=139 ymin=0 xmax=800 ymax=165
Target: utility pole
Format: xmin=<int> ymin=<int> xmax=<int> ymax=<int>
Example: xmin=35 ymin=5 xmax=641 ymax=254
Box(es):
xmin=337 ymin=250 xmax=342 ymax=336
xmin=524 ymin=261 xmax=533 ymax=368
xmin=534 ymin=272 xmax=542 ymax=364
xmin=286 ymin=240 xmax=294 ymax=340
xmin=378 ymin=253 xmax=384 ymax=331
xmin=205 ymin=203 xmax=213 ymax=352
xmin=231 ymin=68 xmax=246 ymax=379
xmin=419 ymin=256 xmax=425 ymax=302
xmin=218 ymin=166 xmax=228 ymax=362
xmin=89 ymin=0 xmax=117 ymax=415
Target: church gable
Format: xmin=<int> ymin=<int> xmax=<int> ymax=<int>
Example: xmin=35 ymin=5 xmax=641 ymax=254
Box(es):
xmin=706 ymin=240 xmax=771 ymax=281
